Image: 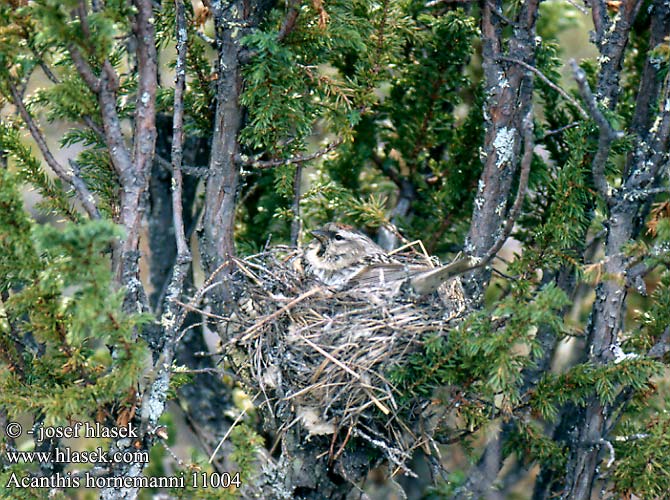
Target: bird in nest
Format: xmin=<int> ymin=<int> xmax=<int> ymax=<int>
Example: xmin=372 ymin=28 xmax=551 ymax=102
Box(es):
xmin=303 ymin=222 xmax=477 ymax=299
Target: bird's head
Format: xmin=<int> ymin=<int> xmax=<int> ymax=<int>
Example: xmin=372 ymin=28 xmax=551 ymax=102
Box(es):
xmin=304 ymin=222 xmax=385 ymax=272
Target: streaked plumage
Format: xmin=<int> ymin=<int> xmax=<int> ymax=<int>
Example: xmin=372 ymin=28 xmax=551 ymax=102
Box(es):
xmin=303 ymin=222 xmax=476 ymax=298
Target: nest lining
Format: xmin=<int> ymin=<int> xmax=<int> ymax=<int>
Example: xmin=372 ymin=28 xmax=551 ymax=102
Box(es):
xmin=220 ymin=246 xmax=465 ymax=472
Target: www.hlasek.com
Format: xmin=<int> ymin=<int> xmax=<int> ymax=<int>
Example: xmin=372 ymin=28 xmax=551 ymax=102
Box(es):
xmin=3 ymin=421 xmax=241 ymax=490
xmin=5 ymin=446 xmax=149 ymax=466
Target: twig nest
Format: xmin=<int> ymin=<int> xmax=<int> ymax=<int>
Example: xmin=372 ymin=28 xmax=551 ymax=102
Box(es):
xmin=219 ymin=246 xmax=466 ymax=472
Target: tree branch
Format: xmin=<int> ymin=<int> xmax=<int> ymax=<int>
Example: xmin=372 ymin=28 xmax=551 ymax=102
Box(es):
xmin=500 ymin=57 xmax=587 ymax=119
xmin=571 ymin=59 xmax=624 ymax=200
xmin=290 ymin=162 xmax=303 ymax=246
xmin=31 ymin=48 xmax=106 ymax=138
xmin=131 ymin=0 xmax=158 ymax=183
xmin=412 ymin=111 xmax=537 ymax=295
xmin=277 ymin=0 xmax=300 ymax=42
xmin=8 ymin=81 xmax=100 ymax=220
xmin=462 ymin=0 xmax=538 ymax=305
xmin=156 ymin=153 xmax=209 ymax=177
xmin=590 ymin=0 xmax=642 ymax=108
xmin=482 ymin=113 xmax=535 ymax=264
xmin=67 ymin=44 xmax=101 ymax=92
xmin=237 ymin=138 xmax=344 ymax=169
xmin=171 ymin=0 xmax=190 ymax=261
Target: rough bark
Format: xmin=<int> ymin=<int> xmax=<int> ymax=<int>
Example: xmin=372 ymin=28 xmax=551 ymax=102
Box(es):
xmin=559 ymin=2 xmax=670 ymax=499
xmin=454 ymin=1 xmax=538 ymax=495
xmin=462 ymin=0 xmax=538 ymax=305
xmin=199 ymin=0 xmax=273 ymax=297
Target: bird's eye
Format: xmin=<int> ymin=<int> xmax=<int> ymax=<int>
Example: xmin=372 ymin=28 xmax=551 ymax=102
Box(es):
xmin=334 ymin=234 xmax=344 ymax=241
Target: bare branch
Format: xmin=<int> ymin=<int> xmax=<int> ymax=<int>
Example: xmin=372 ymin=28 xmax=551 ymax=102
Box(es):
xmin=8 ymin=81 xmax=100 ymax=220
xmin=486 ymin=1 xmax=518 ymax=27
xmin=648 ymin=326 xmax=670 ymax=359
xmin=67 ymin=44 xmax=101 ymax=92
xmin=34 ymin=53 xmax=106 ymax=138
xmin=68 ymin=35 xmax=131 ymax=182
xmin=425 ymin=0 xmax=473 ymax=6
xmin=290 ymin=162 xmax=303 ymax=246
xmin=131 ymin=0 xmax=158 ymax=181
xmin=463 ymin=0 xmax=538 ymax=304
xmin=277 ymin=0 xmax=300 ymax=42
xmin=571 ymin=59 xmax=624 ymax=200
xmin=501 ymin=57 xmax=588 ymax=119
xmin=571 ymin=60 xmax=623 ymax=141
xmin=590 ymin=0 xmax=642 ymax=107
xmin=138 ymin=4 xmax=193 ymax=446
xmin=564 ymin=0 xmax=588 ymax=14
xmin=541 ymin=121 xmax=580 ymax=140
xmin=156 ymin=154 xmax=209 ymax=177
xmin=171 ymin=0 xmax=191 ymax=261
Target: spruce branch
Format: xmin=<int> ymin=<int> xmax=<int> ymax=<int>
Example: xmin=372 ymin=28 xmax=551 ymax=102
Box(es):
xmin=7 ymin=81 xmax=101 ymax=219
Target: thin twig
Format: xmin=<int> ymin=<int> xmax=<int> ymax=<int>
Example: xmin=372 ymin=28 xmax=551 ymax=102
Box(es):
xmin=564 ymin=0 xmax=588 ymax=14
xmin=541 ymin=122 xmax=580 ymax=140
xmin=486 ymin=1 xmax=518 ymax=26
xmin=33 ymin=47 xmax=105 ymax=138
xmin=174 ymin=260 xmax=232 ymax=341
xmin=208 ymin=394 xmax=257 ymax=463
xmin=571 ymin=59 xmax=623 ymax=140
xmin=501 ymin=57 xmax=588 ymax=119
xmin=237 ymin=138 xmax=343 ymax=169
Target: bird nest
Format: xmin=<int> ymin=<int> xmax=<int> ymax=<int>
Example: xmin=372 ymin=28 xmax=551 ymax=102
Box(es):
xmin=219 ymin=245 xmax=466 ymax=473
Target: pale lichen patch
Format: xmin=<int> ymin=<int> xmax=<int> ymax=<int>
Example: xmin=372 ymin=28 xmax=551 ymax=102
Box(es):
xmin=492 ymin=126 xmax=516 ymax=169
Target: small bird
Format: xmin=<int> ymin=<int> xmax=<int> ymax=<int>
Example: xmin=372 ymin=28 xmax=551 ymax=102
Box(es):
xmin=303 ymin=222 xmax=478 ymax=296
xmin=303 ymin=222 xmax=394 ymax=288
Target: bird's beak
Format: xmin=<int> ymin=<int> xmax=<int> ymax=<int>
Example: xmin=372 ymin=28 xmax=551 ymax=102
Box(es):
xmin=310 ymin=229 xmax=328 ymax=244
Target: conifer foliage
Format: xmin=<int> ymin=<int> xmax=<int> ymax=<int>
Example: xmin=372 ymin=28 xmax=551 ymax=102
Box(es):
xmin=1 ymin=0 xmax=670 ymax=499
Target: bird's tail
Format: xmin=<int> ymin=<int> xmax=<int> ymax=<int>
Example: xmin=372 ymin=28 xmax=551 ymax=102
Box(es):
xmin=409 ymin=255 xmax=481 ymax=295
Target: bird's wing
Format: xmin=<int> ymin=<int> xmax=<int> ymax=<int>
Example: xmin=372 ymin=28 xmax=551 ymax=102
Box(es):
xmin=344 ymin=263 xmax=425 ymax=290
xmin=345 ymin=256 xmax=479 ymax=296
